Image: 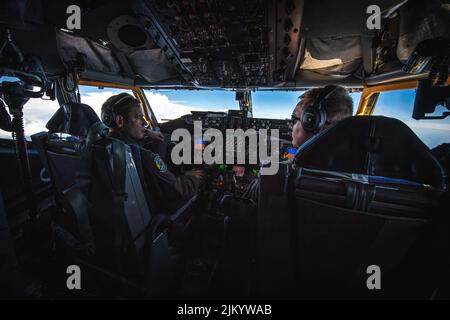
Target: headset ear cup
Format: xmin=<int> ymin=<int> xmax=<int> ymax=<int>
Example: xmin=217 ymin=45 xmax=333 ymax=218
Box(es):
xmin=301 ymin=85 xmax=336 ymax=134
xmin=300 ymin=105 xmax=320 ymax=133
xmin=102 ymin=93 xmax=135 ymax=127
xmin=102 ymin=110 xmax=113 ymax=127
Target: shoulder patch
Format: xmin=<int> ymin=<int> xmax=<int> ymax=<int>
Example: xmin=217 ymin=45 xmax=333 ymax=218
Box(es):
xmin=153 ymin=155 xmax=168 ymax=173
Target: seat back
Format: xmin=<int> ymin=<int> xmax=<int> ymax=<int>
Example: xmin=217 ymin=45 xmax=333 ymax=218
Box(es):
xmin=258 ymin=116 xmax=447 ymax=299
xmin=32 ymin=102 xmax=98 ymax=194
xmin=257 ymin=162 xmax=297 ymax=298
xmin=290 ymin=171 xmax=438 ymax=298
xmin=31 ymin=103 xmax=169 ymax=295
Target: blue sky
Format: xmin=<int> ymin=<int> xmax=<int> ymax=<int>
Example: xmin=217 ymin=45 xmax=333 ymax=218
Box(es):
xmin=141 ymin=88 xmax=449 ymax=148
xmin=1 ymin=80 xmax=449 ymax=148
xmin=373 ymin=89 xmax=450 ymax=148
xmin=145 ymin=89 xmax=362 ymax=119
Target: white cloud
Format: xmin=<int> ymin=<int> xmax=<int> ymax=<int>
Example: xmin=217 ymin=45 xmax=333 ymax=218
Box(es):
xmin=0 ymin=90 xmax=129 ymax=139
xmin=0 ymin=90 xmax=228 ymax=140
xmin=0 ymin=131 xmax=11 ymax=139
xmin=0 ymin=97 xmax=59 ymax=139
xmin=145 ymin=92 xmax=226 ymax=122
xmin=80 ymin=90 xmax=130 ymax=116
xmin=82 ymin=90 xmax=221 ymax=123
xmin=80 ymin=90 xmax=228 ymax=123
xmin=405 ymin=121 xmax=450 ymax=132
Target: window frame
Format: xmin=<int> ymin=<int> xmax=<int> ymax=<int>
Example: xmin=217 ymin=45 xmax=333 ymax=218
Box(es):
xmin=356 ymin=76 xmax=450 ymax=116
xmin=78 ymin=79 xmax=160 ymax=129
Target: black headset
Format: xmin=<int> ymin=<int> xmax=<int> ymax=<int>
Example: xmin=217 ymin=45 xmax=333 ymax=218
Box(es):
xmin=101 ymin=93 xmax=136 ymax=127
xmin=300 ymin=85 xmax=339 ymax=134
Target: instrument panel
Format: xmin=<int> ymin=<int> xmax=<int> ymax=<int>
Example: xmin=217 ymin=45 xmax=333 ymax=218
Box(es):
xmin=167 ymin=110 xmax=292 ymax=139
xmin=149 ymin=0 xmax=269 ymax=87
xmin=159 ymin=109 xmax=296 ymax=210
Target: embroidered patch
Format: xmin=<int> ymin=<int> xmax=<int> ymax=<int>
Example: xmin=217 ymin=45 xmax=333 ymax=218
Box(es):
xmin=154 ymin=155 xmax=167 ymax=173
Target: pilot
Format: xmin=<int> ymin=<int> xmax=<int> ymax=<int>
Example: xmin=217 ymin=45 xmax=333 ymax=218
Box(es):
xmin=101 ymin=92 xmax=206 ymax=212
xmin=290 ymin=85 xmax=353 ymax=148
xmin=244 ymin=85 xmax=353 ymax=200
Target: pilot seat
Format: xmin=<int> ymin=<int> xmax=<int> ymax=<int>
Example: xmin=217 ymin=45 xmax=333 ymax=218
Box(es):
xmin=31 ymin=102 xmax=173 ymax=298
xmin=258 ymin=116 xmax=448 ymax=299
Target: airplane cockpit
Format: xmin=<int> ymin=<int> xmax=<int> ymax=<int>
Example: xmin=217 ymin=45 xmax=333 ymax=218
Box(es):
xmin=0 ymin=0 xmax=449 ymax=300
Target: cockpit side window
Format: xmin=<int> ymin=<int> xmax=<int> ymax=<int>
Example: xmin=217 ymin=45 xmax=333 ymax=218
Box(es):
xmin=372 ymin=89 xmax=450 ymax=149
xmin=0 ymin=84 xmax=145 ymax=140
xmin=0 ymin=78 xmax=60 ymax=141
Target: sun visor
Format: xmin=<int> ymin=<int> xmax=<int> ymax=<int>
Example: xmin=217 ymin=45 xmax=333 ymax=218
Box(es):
xmin=128 ymin=49 xmax=179 ymax=82
xmin=56 ymin=30 xmax=121 ymax=74
xmin=299 ymin=36 xmax=362 ymax=76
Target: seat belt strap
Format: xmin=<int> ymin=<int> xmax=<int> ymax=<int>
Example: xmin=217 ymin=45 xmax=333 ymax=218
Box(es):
xmin=109 ymin=138 xmax=129 ymax=273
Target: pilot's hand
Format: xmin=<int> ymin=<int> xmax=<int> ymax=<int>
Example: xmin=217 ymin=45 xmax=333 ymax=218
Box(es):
xmin=186 ymin=169 xmax=207 ymax=183
xmin=146 ymin=129 xmax=164 ymax=142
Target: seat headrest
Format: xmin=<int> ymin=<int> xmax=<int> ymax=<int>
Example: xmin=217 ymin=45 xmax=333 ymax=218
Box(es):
xmin=46 ymin=102 xmax=100 ymax=137
xmin=294 ymin=116 xmax=446 ymax=189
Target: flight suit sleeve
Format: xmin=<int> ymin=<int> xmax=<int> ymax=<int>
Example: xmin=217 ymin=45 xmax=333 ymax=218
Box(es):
xmin=140 ymin=149 xmax=201 ymax=202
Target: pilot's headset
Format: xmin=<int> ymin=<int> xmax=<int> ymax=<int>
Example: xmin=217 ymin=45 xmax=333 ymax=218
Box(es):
xmin=300 ymin=85 xmax=339 ymax=134
xmin=101 ymin=93 xmax=137 ymax=127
